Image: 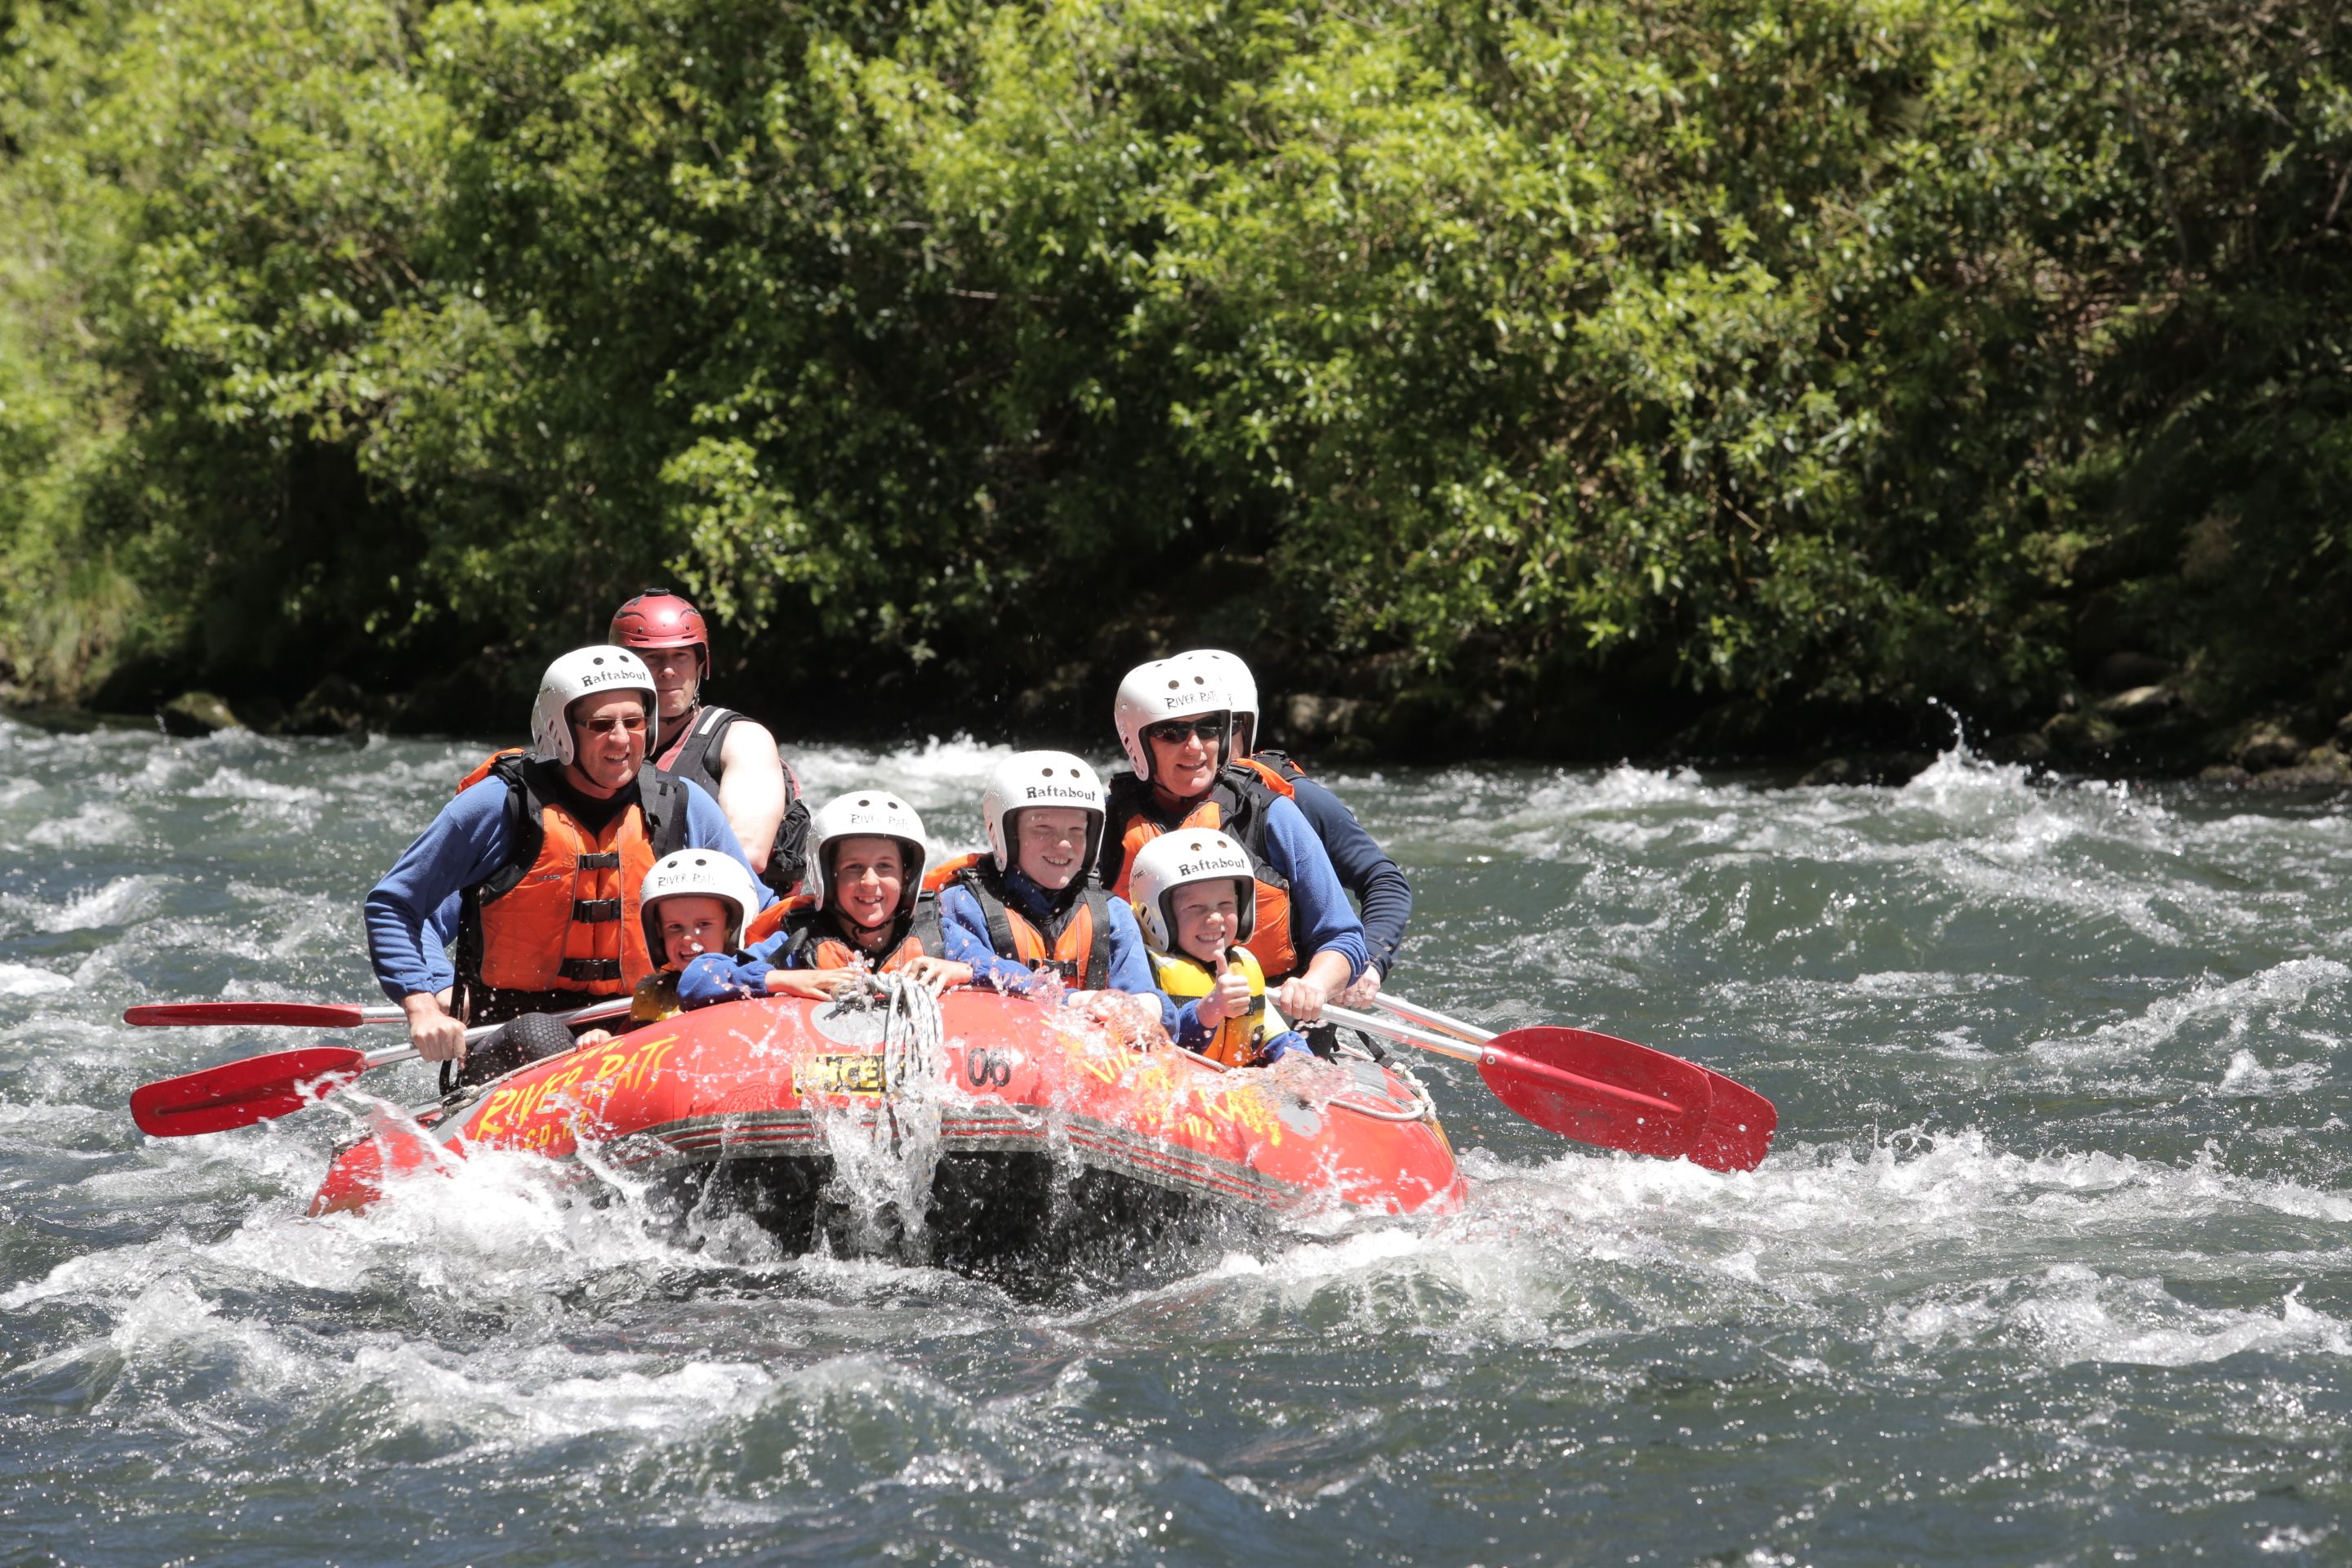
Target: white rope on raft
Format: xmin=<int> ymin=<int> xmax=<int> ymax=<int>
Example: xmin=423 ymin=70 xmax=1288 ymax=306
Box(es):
xmin=875 ymin=971 xmax=944 ymax=1093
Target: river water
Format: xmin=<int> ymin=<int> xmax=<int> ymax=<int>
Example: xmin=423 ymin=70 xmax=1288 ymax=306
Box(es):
xmin=2 ymin=718 xmax=2349 ymax=1565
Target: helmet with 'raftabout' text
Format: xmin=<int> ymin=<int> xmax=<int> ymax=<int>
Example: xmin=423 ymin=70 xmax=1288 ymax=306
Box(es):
xmin=1174 ymin=649 xmax=1259 ymax=757
xmin=1126 ymin=829 xmax=1257 ymax=951
xmin=529 ymin=645 xmax=659 ymax=767
xmin=638 ymin=849 xmax=759 ymax=958
xmin=1111 ymin=658 xmax=1230 ymax=784
xmin=609 ymin=590 xmax=710 ymax=662
xmin=806 ymin=791 xmax=929 ymax=921
xmin=981 ymin=751 xmax=1106 ymax=875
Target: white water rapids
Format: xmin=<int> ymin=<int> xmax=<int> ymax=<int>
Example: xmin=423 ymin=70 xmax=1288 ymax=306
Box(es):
xmin=2 ymin=719 xmax=2350 ymax=1564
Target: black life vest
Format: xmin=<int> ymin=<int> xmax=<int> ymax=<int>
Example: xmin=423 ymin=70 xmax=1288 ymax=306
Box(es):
xmin=951 ymin=860 xmax=1113 ymax=990
xmin=656 ymin=704 xmax=809 ymax=898
xmin=1245 ymin=749 xmax=1310 ymax=786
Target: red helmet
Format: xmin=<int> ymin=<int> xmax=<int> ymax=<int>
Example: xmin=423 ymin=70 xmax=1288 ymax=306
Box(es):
xmin=609 ymin=590 xmax=708 ymax=657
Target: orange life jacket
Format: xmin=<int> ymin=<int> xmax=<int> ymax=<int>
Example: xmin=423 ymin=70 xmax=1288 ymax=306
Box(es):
xmin=742 ymin=893 xmax=802 ymax=948
xmin=932 ymin=852 xmax=1114 ymax=990
xmin=452 ymin=752 xmax=690 ymax=1020
xmin=1101 ymin=764 xmax=1300 ymax=980
xmin=777 ymin=895 xmax=947 ymax=973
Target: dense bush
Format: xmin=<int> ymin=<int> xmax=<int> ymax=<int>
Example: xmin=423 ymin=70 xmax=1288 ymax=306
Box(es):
xmin=2 ymin=0 xmax=2348 ymax=752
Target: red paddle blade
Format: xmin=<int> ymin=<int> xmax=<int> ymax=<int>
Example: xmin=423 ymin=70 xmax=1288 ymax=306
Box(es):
xmin=129 ymin=1046 xmax=371 ymax=1138
xmin=124 ymin=1002 xmax=371 ymax=1028
xmin=1478 ymin=1027 xmax=1776 ymax=1173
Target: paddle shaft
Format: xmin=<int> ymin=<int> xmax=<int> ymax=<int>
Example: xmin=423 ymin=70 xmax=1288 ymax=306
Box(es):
xmin=1323 ymin=1004 xmax=1684 ymax=1119
xmin=1369 ymin=991 xmax=1494 ymax=1045
xmin=1324 ymin=1004 xmax=1485 ymax=1065
xmin=124 ymin=1000 xmax=410 ymax=1028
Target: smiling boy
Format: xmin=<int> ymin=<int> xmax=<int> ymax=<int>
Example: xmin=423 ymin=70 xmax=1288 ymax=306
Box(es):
xmin=1127 ymin=831 xmax=1311 ymax=1067
xmin=936 ymin=751 xmax=1170 ymax=1029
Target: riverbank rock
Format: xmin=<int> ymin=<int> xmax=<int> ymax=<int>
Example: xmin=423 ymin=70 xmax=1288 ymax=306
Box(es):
xmin=2243 ymin=744 xmax=2352 ymax=791
xmin=1798 ymin=752 xmax=1936 ymax=787
xmin=283 ymin=675 xmax=372 ymax=737
xmin=2093 ymin=651 xmax=2174 ymax=693
xmin=2042 ymin=709 xmax=2123 ymax=759
xmin=159 ymin=691 xmax=242 ymax=737
xmin=2234 ymin=722 xmax=2305 ymax=773
xmin=1982 ymin=732 xmax=2054 ymax=767
xmin=2096 ymin=684 xmax=2178 ymax=726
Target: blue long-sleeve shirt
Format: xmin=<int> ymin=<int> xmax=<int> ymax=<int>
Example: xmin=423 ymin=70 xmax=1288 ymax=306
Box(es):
xmin=1287 ymin=775 xmax=1413 ymax=978
xmin=365 ymin=770 xmax=768 ymax=1002
xmin=1249 ymin=795 xmax=1371 ymax=982
xmin=676 ymin=949 xmax=775 ymax=1007
xmin=937 ymin=866 xmax=1175 ymax=1031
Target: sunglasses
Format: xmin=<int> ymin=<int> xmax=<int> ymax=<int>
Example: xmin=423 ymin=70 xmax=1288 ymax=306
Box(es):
xmin=575 ymin=713 xmax=649 ymax=736
xmin=1144 ymin=718 xmax=1224 ymax=745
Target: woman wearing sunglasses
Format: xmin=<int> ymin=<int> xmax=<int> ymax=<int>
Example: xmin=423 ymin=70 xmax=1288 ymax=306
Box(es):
xmin=1097 ymin=659 xmax=1369 ymax=1030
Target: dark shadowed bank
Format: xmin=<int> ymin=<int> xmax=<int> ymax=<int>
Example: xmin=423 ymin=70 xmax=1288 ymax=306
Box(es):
xmin=3 ymin=0 xmax=2350 ymax=781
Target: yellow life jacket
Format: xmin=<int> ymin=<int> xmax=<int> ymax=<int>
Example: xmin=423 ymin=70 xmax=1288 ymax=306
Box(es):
xmin=1148 ymin=944 xmax=1286 ymax=1067
xmin=629 ymin=969 xmax=684 ymax=1024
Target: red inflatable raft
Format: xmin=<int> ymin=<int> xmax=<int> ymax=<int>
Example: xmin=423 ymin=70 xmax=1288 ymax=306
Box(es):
xmin=310 ymin=989 xmax=1464 ymax=1271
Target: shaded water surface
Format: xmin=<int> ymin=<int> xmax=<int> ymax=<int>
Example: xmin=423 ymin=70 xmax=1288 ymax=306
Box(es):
xmin=3 ymin=721 xmax=2350 ymax=1564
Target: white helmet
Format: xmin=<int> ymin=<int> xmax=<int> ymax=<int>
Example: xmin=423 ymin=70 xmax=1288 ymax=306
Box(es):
xmin=1176 ymin=649 xmax=1259 ymax=756
xmin=639 ymin=849 xmax=759 ymax=956
xmin=1126 ymin=829 xmax=1257 ymax=951
xmin=807 ymin=791 xmax=929 ymax=920
xmin=530 ymin=645 xmax=659 ymax=766
xmin=1112 ymin=657 xmax=1229 ymax=783
xmin=981 ymin=751 xmax=1107 ymax=874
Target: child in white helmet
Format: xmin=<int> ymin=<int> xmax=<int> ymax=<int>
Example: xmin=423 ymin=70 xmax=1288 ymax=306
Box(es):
xmin=575 ymin=849 xmax=765 ymax=1045
xmin=935 ymin=751 xmax=1174 ymax=1033
xmin=676 ymin=790 xmax=970 ymax=1002
xmin=1127 ymin=831 xmax=1312 ymax=1067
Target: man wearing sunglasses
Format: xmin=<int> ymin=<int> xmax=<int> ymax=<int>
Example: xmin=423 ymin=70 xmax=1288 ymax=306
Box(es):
xmin=1098 ymin=658 xmax=1369 ymax=1029
xmin=365 ymin=644 xmax=772 ymax=1067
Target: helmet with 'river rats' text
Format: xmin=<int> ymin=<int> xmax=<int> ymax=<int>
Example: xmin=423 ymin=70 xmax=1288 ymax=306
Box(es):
xmin=529 ymin=646 xmax=658 ymax=768
xmin=1173 ymin=649 xmax=1259 ymax=757
xmin=806 ymin=791 xmax=930 ymax=923
xmin=1112 ymin=658 xmax=1230 ymax=784
xmin=638 ymin=849 xmax=759 ymax=958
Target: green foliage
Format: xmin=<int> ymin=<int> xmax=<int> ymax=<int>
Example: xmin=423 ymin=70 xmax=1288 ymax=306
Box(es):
xmin=2 ymin=0 xmax=2348 ymax=741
